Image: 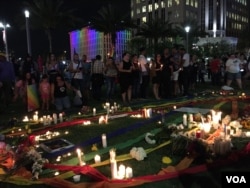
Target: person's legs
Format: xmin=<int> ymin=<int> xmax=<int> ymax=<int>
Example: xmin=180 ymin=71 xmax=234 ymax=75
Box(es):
xmin=54 ymin=98 xmax=63 ymax=111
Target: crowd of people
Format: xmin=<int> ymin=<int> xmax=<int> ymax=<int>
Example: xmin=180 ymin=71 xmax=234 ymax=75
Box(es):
xmin=0 ymin=47 xmax=249 ymax=114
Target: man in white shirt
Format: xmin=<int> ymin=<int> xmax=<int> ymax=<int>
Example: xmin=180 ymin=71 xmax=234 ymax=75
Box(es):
xmin=225 ymin=53 xmax=242 ymax=89
xmin=179 ymin=47 xmax=190 ymax=96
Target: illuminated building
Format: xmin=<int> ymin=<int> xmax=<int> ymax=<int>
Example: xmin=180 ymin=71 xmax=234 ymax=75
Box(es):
xmin=131 ymin=0 xmax=249 ymax=47
xmin=69 ymin=27 xmax=131 ymax=61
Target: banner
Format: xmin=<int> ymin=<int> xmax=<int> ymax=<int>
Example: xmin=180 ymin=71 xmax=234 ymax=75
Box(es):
xmin=27 ymin=84 xmax=39 ymax=112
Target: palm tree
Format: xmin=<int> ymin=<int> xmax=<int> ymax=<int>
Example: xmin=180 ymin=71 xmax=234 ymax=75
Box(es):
xmin=136 ymin=19 xmax=173 ymax=55
xmin=90 ymin=4 xmax=135 ymax=58
xmin=22 ymin=0 xmax=82 ymax=53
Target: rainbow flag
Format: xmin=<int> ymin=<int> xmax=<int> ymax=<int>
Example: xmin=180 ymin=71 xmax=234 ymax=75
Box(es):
xmin=27 ymin=84 xmax=40 ymax=112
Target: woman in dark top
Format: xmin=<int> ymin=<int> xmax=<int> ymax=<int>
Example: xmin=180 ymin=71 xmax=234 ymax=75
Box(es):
xmin=51 ymin=74 xmax=75 ymax=111
xmin=118 ymin=52 xmax=133 ymax=104
xmin=150 ymin=53 xmax=162 ymax=100
xmin=131 ymin=54 xmax=141 ymax=100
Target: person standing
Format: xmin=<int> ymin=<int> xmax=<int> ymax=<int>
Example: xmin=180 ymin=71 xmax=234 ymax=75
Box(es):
xmin=118 ymin=52 xmax=133 ymax=104
xmin=179 ymin=47 xmax=190 ymax=96
xmin=131 ymin=54 xmax=140 ymax=100
xmin=81 ymin=54 xmax=92 ymax=101
xmin=91 ymin=55 xmax=105 ymax=101
xmin=225 ymin=53 xmax=242 ymax=90
xmin=138 ymin=47 xmax=150 ymax=99
xmin=68 ymin=53 xmax=85 ymax=106
xmin=160 ymin=47 xmax=173 ymax=98
xmin=46 ymin=53 xmax=60 ymax=83
xmin=39 ymin=74 xmax=51 ymax=111
xmin=210 ymin=55 xmax=222 ymax=86
xmin=0 ymin=52 xmax=15 ymax=112
xmin=150 ymin=54 xmax=162 ymax=100
xmin=104 ymin=57 xmax=118 ymax=102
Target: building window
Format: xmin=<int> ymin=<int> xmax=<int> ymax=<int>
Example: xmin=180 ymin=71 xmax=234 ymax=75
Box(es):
xmin=142 ymin=6 xmax=147 ymax=12
xmin=137 ymin=8 xmax=140 ymax=14
xmin=168 ymin=0 xmax=173 ymax=7
xmin=154 ymin=2 xmax=159 ymax=9
xmin=149 ymin=4 xmax=153 ymax=12
xmin=161 ymin=1 xmax=165 ymax=8
xmin=186 ymin=0 xmax=189 ymax=5
xmin=174 ymin=0 xmax=180 ymax=5
xmin=142 ymin=16 xmax=147 ymax=23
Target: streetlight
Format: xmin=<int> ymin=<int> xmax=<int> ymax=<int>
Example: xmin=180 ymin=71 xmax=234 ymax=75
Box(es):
xmin=24 ymin=10 xmax=32 ymax=55
xmin=0 ymin=22 xmax=10 ymax=61
xmin=185 ymin=26 xmax=190 ymax=53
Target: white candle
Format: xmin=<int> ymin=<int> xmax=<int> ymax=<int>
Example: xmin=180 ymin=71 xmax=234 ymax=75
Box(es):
xmin=189 ymin=114 xmax=193 ymax=122
xmin=102 ymin=134 xmax=107 ymax=148
xmin=33 ymin=114 xmax=38 ymax=121
xmin=76 ymin=148 xmax=85 ymax=166
xmin=59 ymin=113 xmax=63 ymax=122
xmin=43 ymin=115 xmax=47 ymax=125
xmin=99 ymin=116 xmax=105 ymax=124
xmin=110 ymin=159 xmax=117 ymax=179
xmin=93 ymin=108 xmax=96 ymax=116
xmin=173 ymin=105 xmax=177 ymax=110
xmin=94 ymin=154 xmax=101 ymax=163
xmin=118 ymin=164 xmax=126 ymax=179
xmin=183 ymin=114 xmax=187 ymax=126
xmin=125 ymin=167 xmax=133 ymax=178
xmin=52 ymin=113 xmax=57 ymax=124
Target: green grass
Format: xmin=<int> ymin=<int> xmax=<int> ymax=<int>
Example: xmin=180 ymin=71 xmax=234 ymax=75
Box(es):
xmin=1 ymin=79 xmax=250 ymax=187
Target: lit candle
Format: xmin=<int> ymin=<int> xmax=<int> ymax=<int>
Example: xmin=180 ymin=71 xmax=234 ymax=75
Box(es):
xmin=102 ymin=134 xmax=107 ymax=148
xmin=52 ymin=113 xmax=57 ymax=124
xmin=99 ymin=116 xmax=105 ymax=124
xmin=110 ymin=149 xmax=117 ymax=179
xmin=76 ymin=148 xmax=85 ymax=166
xmin=33 ymin=114 xmax=38 ymax=122
xmin=43 ymin=115 xmax=47 ymax=125
xmin=202 ymin=123 xmax=211 ymax=133
xmin=189 ymin=114 xmax=193 ymax=122
xmin=59 ymin=113 xmax=63 ymax=122
xmin=173 ymin=105 xmax=177 ymax=110
xmin=125 ymin=167 xmax=133 ymax=178
xmin=118 ymin=164 xmax=126 ymax=179
xmin=183 ymin=114 xmax=187 ymax=126
xmin=94 ymin=154 xmax=101 ymax=163
xmin=93 ymin=108 xmax=96 ymax=116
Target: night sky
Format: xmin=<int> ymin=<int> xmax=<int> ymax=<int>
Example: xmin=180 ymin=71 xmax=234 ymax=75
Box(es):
xmin=0 ymin=0 xmax=130 ymax=59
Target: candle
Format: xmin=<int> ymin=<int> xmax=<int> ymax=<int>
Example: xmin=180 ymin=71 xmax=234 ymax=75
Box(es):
xmin=118 ymin=164 xmax=126 ymax=179
xmin=52 ymin=113 xmax=57 ymax=124
xmin=183 ymin=114 xmax=187 ymax=126
xmin=202 ymin=123 xmax=211 ymax=133
xmin=189 ymin=114 xmax=193 ymax=122
xmin=110 ymin=159 xmax=117 ymax=179
xmin=99 ymin=116 xmax=105 ymax=124
xmin=76 ymin=148 xmax=85 ymax=166
xmin=93 ymin=108 xmax=96 ymax=116
xmin=59 ymin=113 xmax=63 ymax=122
xmin=94 ymin=154 xmax=101 ymax=163
xmin=33 ymin=114 xmax=38 ymax=121
xmin=102 ymin=134 xmax=107 ymax=148
xmin=125 ymin=167 xmax=133 ymax=178
xmin=110 ymin=149 xmax=117 ymax=179
xmin=173 ymin=105 xmax=177 ymax=110
xmin=43 ymin=115 xmax=47 ymax=125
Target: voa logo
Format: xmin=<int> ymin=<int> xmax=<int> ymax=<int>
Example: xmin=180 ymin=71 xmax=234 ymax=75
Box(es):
xmin=226 ymin=176 xmax=247 ymax=184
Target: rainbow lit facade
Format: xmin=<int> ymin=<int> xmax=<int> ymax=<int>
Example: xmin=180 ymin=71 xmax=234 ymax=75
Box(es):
xmin=69 ymin=27 xmax=131 ymax=61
